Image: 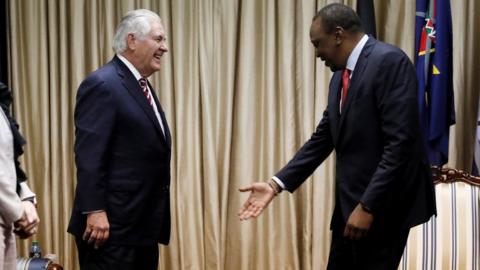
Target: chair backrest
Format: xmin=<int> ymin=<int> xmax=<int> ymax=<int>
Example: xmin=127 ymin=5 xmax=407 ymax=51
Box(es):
xmin=398 ymin=167 xmax=480 ymax=270
xmin=16 ymin=257 xmax=64 ymax=270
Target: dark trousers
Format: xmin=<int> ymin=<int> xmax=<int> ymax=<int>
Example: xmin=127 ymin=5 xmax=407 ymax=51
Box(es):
xmin=75 ymin=238 xmax=159 ymax=270
xmin=326 ymin=228 xmax=409 ymax=270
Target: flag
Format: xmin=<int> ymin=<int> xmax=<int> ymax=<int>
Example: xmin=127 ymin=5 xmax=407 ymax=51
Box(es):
xmin=356 ymin=0 xmax=376 ymax=38
xmin=473 ymin=104 xmax=480 ymax=176
xmin=415 ymin=0 xmax=455 ymax=166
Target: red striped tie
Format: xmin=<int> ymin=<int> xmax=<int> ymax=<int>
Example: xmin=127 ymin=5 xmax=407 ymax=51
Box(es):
xmin=138 ymin=78 xmax=153 ymax=106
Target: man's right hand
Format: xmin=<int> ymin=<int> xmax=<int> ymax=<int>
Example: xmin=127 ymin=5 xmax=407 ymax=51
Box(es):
xmin=14 ymin=201 xmax=40 ymax=238
xmin=83 ymin=211 xmax=110 ymax=249
xmin=14 ymin=212 xmax=32 ymax=238
xmin=238 ymin=182 xmax=276 ymax=221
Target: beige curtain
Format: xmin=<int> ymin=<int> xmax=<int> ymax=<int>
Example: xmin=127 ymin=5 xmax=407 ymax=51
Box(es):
xmin=6 ymin=0 xmax=480 ymax=269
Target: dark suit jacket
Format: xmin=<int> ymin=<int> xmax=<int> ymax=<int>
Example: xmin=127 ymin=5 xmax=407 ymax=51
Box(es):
xmin=276 ymin=38 xmax=436 ymax=232
xmin=68 ymin=56 xmax=172 ymax=245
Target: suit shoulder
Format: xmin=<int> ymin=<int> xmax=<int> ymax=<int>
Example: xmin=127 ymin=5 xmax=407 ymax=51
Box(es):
xmin=366 ymin=41 xmax=414 ymax=75
xmin=372 ymin=41 xmax=411 ymax=63
xmin=83 ymin=61 xmax=118 ymax=84
xmin=77 ymin=60 xmax=119 ymax=94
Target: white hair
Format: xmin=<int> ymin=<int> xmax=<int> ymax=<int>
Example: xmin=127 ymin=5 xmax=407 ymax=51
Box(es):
xmin=112 ymin=9 xmax=162 ymax=54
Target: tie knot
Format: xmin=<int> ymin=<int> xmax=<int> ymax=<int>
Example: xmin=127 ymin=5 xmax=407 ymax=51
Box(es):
xmin=139 ymin=78 xmax=147 ymax=88
xmin=343 ymin=69 xmax=351 ymax=78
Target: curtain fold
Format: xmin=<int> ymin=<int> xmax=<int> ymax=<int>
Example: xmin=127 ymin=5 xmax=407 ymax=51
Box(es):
xmin=7 ymin=0 xmax=479 ymax=269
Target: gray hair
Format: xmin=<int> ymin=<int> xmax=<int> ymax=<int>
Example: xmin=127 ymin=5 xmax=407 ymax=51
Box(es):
xmin=112 ymin=9 xmax=162 ymax=54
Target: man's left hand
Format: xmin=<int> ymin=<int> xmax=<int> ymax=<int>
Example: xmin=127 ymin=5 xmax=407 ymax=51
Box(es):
xmin=343 ymin=203 xmax=373 ymax=240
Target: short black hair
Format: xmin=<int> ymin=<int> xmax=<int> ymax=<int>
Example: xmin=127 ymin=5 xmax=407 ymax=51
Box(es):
xmin=313 ymin=3 xmax=364 ymax=34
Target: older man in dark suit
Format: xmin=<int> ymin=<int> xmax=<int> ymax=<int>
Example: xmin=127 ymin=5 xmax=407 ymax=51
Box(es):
xmin=239 ymin=3 xmax=436 ymax=270
xmin=68 ymin=9 xmax=171 ymax=270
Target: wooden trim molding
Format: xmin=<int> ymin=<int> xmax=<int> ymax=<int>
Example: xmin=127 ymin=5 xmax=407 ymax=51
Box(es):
xmin=431 ymin=166 xmax=480 ymax=187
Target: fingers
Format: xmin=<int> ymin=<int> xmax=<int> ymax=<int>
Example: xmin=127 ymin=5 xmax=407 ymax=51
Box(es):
xmin=238 ymin=201 xmax=265 ymax=221
xmin=15 ymin=219 xmax=28 ymax=230
xmin=239 ymin=208 xmax=256 ymax=221
xmin=83 ymin=227 xmax=92 ymax=241
xmin=238 ymin=186 xmax=253 ymax=192
xmin=22 ymin=225 xmax=38 ymax=237
xmin=240 ymin=196 xmax=255 ymax=212
xmin=14 ymin=212 xmax=30 ymax=230
xmin=83 ymin=212 xmax=110 ymax=249
xmin=87 ymin=229 xmax=98 ymax=244
xmin=94 ymin=229 xmax=110 ymax=249
xmin=238 ymin=207 xmax=253 ymax=220
xmin=250 ymin=205 xmax=263 ymax=218
xmin=100 ymin=229 xmax=110 ymax=248
xmin=238 ymin=182 xmax=275 ymax=221
xmin=84 ymin=226 xmax=109 ymax=249
xmin=27 ymin=225 xmax=38 ymax=235
xmin=22 ymin=222 xmax=37 ymax=234
xmin=238 ymin=205 xmax=251 ymax=221
xmin=238 ymin=186 xmax=255 ymax=219
xmin=14 ymin=228 xmax=30 ymax=239
xmin=21 ymin=217 xmax=39 ymax=233
xmin=16 ymin=202 xmax=40 ymax=235
xmin=13 ymin=223 xmax=38 ymax=239
xmin=343 ymin=225 xmax=368 ymax=240
xmin=25 ymin=211 xmax=40 ymax=225
xmin=93 ymin=230 xmax=103 ymax=249
xmin=94 ymin=228 xmax=109 ymax=249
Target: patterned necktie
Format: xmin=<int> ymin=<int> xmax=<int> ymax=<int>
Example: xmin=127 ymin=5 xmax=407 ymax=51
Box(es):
xmin=341 ymin=68 xmax=351 ymax=109
xmin=138 ymin=78 xmax=167 ymax=138
xmin=138 ymin=78 xmax=153 ymax=106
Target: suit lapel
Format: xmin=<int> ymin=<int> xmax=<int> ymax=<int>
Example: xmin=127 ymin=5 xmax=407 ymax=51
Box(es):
xmin=337 ymin=38 xmax=376 ymax=136
xmin=148 ymin=81 xmax=172 ymax=148
xmin=113 ymin=57 xmax=169 ymax=145
xmin=329 ymin=71 xmax=342 ymax=144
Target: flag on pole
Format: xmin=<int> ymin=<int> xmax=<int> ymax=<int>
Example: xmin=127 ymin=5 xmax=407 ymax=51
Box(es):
xmin=356 ymin=0 xmax=376 ymax=38
xmin=415 ymin=0 xmax=455 ymax=166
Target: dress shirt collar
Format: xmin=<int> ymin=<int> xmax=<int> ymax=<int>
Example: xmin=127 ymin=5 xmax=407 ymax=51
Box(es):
xmin=345 ymin=34 xmax=369 ymax=73
xmin=117 ymin=54 xmax=144 ymax=81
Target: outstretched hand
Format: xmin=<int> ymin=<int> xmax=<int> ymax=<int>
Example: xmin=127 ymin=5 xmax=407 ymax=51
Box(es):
xmin=238 ymin=182 xmax=276 ymax=221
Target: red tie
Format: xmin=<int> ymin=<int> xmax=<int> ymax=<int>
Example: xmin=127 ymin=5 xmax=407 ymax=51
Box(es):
xmin=341 ymin=68 xmax=351 ymax=109
xmin=139 ymin=78 xmax=153 ymax=106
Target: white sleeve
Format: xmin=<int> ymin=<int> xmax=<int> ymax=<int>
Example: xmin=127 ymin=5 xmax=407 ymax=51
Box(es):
xmin=18 ymin=182 xmax=36 ymax=204
xmin=0 ymin=111 xmax=23 ymax=224
xmin=271 ymin=176 xmax=286 ymax=189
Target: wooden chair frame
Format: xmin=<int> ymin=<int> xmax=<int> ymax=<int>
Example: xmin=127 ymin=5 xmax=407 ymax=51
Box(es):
xmin=431 ymin=166 xmax=480 ymax=187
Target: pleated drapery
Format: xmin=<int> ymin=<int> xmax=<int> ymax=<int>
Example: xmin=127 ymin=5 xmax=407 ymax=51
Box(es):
xmin=7 ymin=0 xmax=480 ymax=269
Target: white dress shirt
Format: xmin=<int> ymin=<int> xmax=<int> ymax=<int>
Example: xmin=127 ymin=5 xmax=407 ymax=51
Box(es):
xmin=117 ymin=54 xmax=166 ymax=137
